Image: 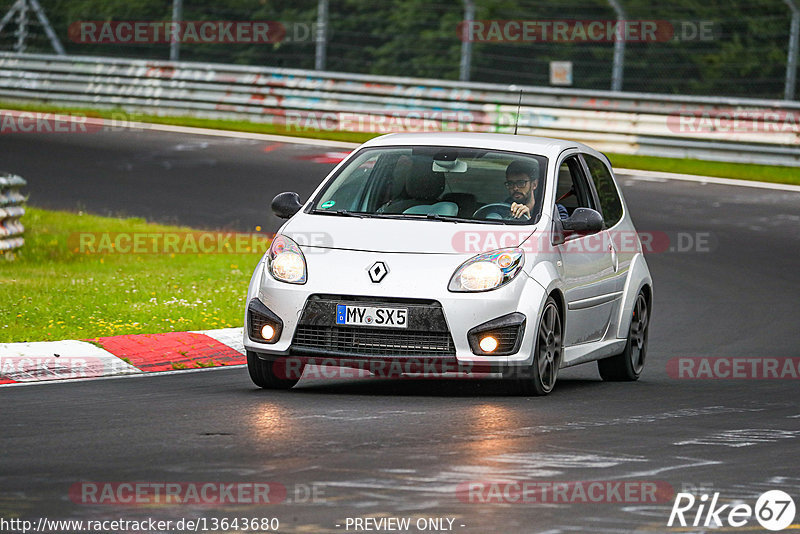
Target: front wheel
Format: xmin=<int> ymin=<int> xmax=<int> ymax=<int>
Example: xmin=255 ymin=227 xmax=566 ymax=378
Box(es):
xmin=504 ymin=297 xmax=562 ymax=396
xmin=598 ymin=291 xmax=649 ymax=381
xmin=247 ymin=351 xmax=304 ymax=389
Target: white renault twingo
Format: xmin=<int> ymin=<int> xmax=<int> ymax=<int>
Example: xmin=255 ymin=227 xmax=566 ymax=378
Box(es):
xmin=244 ymin=133 xmax=652 ymax=395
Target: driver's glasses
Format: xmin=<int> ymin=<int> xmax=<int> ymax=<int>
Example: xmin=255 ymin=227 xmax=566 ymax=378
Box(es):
xmin=505 ymin=179 xmax=530 ymax=190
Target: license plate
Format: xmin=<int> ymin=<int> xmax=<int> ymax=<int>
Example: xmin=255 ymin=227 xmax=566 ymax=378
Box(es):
xmin=336 ymin=305 xmax=408 ymax=328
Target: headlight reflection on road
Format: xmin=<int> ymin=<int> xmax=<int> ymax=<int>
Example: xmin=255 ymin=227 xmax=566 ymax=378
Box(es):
xmin=461 ymin=403 xmax=522 ymax=458
xmin=246 ymin=402 xmax=302 ymax=444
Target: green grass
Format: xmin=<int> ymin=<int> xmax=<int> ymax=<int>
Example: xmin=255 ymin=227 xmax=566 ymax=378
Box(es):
xmin=606 ymin=153 xmax=800 ymax=186
xmin=0 ymin=207 xmax=267 ymax=343
xmin=195 ymin=360 xmax=222 ymax=368
xmin=3 ymin=99 xmax=798 ymax=184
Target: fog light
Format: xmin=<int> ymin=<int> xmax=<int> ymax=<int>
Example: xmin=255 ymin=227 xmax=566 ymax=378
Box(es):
xmin=479 ymin=336 xmax=498 ymax=353
xmin=261 ymin=324 xmax=276 ymax=341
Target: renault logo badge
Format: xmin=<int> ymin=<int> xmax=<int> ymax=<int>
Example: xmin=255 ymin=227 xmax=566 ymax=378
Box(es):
xmin=368 ymin=261 xmax=388 ymax=283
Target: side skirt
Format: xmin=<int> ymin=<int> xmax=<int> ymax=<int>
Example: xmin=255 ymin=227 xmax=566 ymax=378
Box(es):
xmin=560 ymin=339 xmax=627 ymax=369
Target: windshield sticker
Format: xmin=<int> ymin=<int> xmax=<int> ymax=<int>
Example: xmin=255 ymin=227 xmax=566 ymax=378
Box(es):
xmin=320 ymin=200 xmax=336 ymax=209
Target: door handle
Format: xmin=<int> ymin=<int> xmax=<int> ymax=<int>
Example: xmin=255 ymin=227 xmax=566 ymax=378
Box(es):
xmin=609 ymin=242 xmax=618 ymax=272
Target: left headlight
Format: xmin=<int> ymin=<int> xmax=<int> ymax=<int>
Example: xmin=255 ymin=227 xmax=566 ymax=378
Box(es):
xmin=268 ymin=234 xmax=307 ymax=284
xmin=448 ymin=248 xmax=524 ymax=292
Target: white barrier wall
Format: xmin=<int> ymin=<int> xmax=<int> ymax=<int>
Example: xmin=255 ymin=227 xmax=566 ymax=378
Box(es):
xmin=0 ymin=53 xmax=798 ymax=166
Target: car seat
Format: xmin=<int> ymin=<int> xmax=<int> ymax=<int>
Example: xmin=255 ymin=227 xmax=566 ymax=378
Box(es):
xmin=401 ymin=161 xmax=457 ymax=216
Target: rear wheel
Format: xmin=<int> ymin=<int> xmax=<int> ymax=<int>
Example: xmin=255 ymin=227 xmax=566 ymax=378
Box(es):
xmin=505 ymin=297 xmax=562 ymax=396
xmin=598 ymin=291 xmax=649 ymax=381
xmin=247 ymin=351 xmax=304 ymax=389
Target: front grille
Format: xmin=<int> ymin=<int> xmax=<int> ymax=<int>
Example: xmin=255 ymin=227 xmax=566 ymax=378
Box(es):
xmin=292 ymin=325 xmax=456 ymax=357
xmin=291 ymin=294 xmax=456 ymax=359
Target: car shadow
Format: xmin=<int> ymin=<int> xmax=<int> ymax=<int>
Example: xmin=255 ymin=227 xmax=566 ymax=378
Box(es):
xmin=285 ymin=375 xmax=604 ymax=397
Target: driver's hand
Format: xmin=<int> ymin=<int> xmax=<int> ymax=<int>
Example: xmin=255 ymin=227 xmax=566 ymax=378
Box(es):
xmin=510 ymin=202 xmax=531 ymax=219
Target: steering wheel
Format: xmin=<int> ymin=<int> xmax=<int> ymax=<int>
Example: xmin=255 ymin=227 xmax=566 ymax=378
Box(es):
xmin=473 ymin=203 xmax=530 ymax=221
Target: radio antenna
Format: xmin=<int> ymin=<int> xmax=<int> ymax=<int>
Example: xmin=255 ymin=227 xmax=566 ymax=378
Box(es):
xmin=513 ymin=89 xmax=523 ymax=135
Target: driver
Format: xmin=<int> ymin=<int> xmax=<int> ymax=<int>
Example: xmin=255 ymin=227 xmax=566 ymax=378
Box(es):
xmin=505 ymin=160 xmax=540 ymax=219
xmin=505 ymin=160 xmax=568 ymax=220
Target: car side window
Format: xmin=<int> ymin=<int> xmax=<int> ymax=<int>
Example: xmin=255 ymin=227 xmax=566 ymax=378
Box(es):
xmin=584 ymin=154 xmax=623 ymax=228
xmin=555 ymin=156 xmax=596 ymax=217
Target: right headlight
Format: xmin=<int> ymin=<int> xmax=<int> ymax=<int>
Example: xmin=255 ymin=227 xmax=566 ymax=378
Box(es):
xmin=267 ymin=234 xmax=307 ymax=284
xmin=448 ymin=248 xmax=524 ymax=292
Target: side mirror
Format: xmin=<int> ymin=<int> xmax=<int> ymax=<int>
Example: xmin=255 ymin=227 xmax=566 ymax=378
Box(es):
xmin=561 ymin=207 xmax=604 ymax=234
xmin=271 ymin=192 xmax=302 ymax=219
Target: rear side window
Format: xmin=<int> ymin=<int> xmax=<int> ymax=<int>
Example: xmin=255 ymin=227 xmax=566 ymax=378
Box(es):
xmin=555 ymin=156 xmax=596 ymax=217
xmin=584 ymin=154 xmax=623 ymax=227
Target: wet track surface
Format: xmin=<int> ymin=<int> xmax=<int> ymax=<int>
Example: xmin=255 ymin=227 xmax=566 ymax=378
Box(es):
xmin=2 ymin=128 xmax=800 ymax=532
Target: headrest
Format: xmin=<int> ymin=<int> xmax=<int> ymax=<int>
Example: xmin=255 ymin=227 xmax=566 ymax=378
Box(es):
xmin=405 ymin=158 xmax=445 ymax=201
xmin=389 ymin=155 xmax=414 ymax=197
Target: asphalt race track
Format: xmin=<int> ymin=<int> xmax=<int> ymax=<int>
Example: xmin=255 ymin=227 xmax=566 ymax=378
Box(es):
xmin=2 ymin=127 xmax=800 ymax=533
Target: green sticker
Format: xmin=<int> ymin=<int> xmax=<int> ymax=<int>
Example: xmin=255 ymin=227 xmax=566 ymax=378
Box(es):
xmin=320 ymin=200 xmax=336 ymax=209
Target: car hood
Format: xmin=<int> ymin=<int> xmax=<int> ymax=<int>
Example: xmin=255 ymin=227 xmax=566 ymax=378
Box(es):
xmin=281 ymin=213 xmax=538 ymax=255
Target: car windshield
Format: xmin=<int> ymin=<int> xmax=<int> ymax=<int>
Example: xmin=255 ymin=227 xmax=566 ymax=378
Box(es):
xmin=309 ymin=146 xmax=548 ymax=224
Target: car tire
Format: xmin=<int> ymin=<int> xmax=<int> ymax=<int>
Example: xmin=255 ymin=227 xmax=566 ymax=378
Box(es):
xmin=505 ymin=297 xmax=562 ymax=396
xmin=598 ymin=291 xmax=649 ymax=381
xmin=247 ymin=351 xmax=304 ymax=389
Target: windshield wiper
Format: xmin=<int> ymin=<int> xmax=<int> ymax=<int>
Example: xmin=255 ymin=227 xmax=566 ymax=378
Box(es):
xmin=313 ymin=209 xmax=365 ymax=218
xmin=331 ymin=212 xmax=457 ymax=222
xmin=337 ymin=209 xmax=365 ymax=218
xmin=425 ymin=213 xmax=458 ymax=223
xmin=363 ymin=213 xmax=406 ymax=219
xmin=376 ymin=212 xmax=459 ymax=223
xmin=430 ymin=214 xmax=530 ymax=225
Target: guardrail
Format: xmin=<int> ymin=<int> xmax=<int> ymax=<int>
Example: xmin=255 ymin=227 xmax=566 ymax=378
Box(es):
xmin=0 ymin=52 xmax=798 ymax=167
xmin=0 ymin=172 xmax=26 ymax=259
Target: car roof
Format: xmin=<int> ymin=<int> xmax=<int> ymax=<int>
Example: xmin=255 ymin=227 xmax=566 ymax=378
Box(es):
xmin=360 ymin=132 xmax=608 ymax=163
